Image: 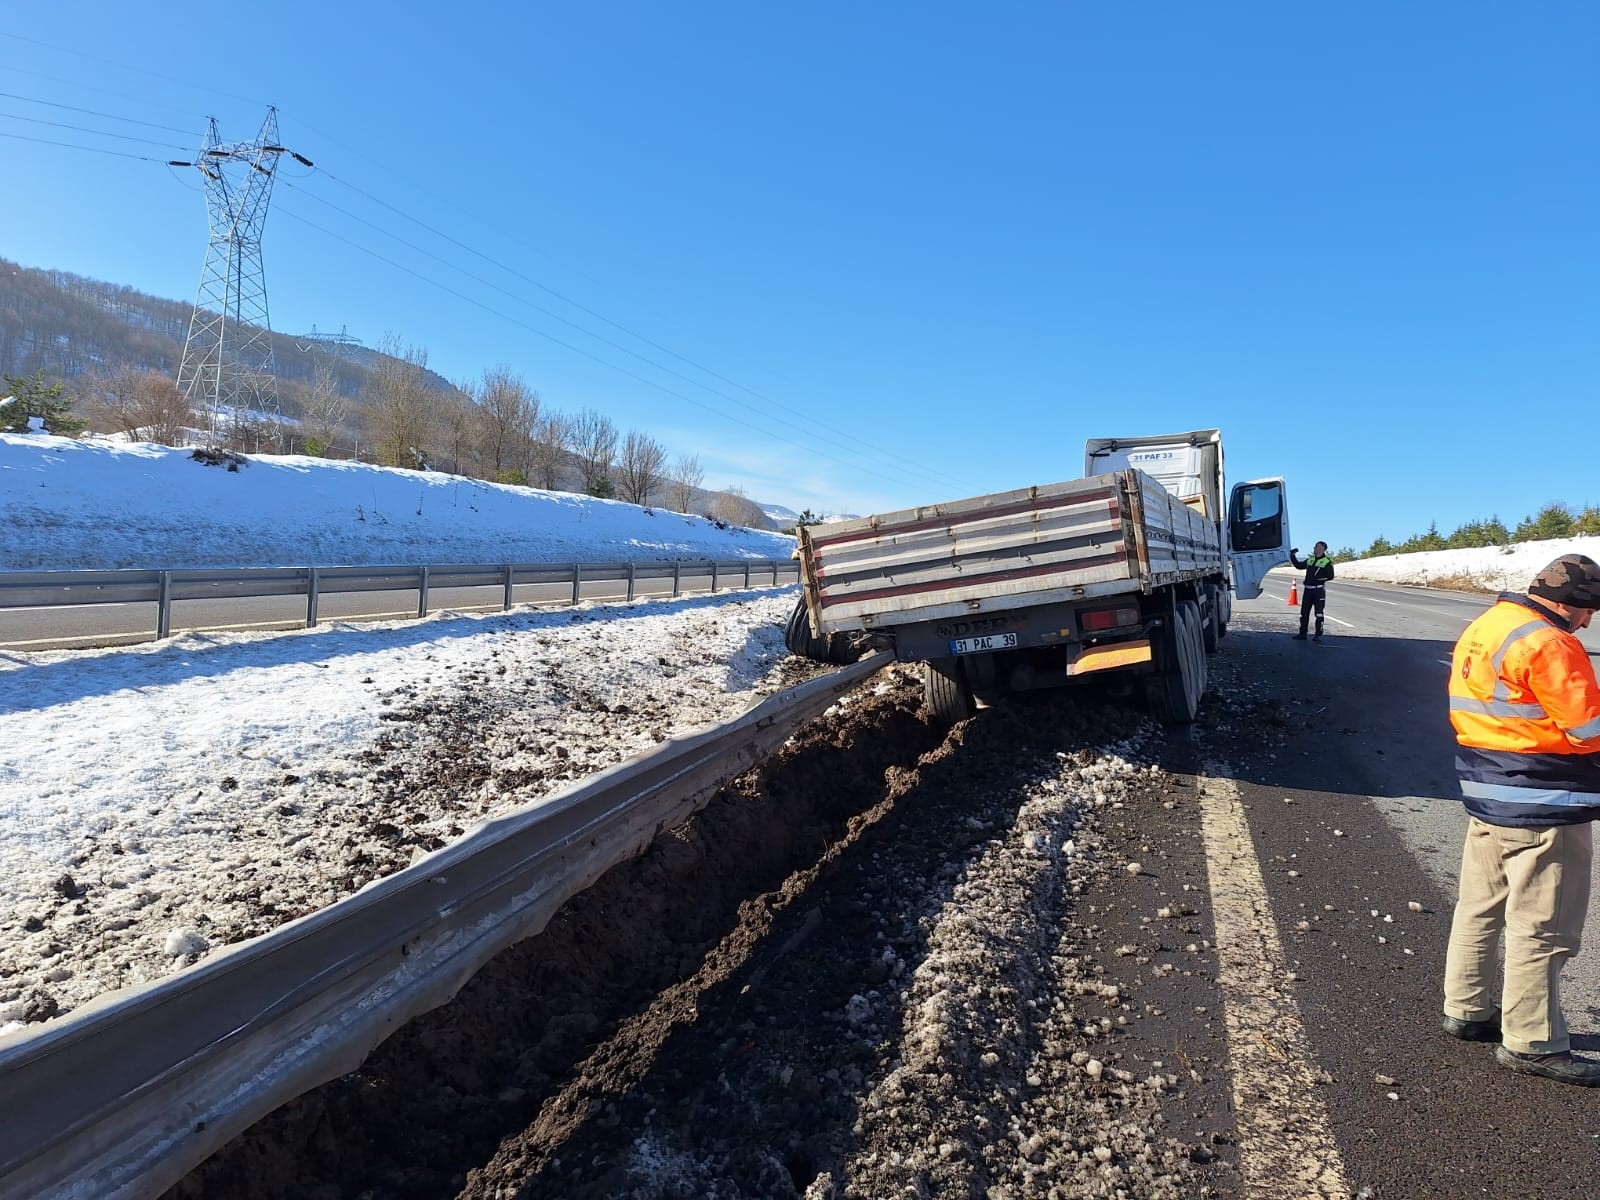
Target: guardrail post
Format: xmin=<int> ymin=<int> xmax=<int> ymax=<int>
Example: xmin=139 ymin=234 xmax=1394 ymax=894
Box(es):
xmin=156 ymin=570 xmax=172 ymax=640
xmin=772 ymin=560 xmax=780 ymax=586
xmin=503 ymin=565 xmax=514 ymax=611
xmin=710 ymin=562 xmax=719 ymax=593
xmin=626 ymin=562 xmax=636 ymax=602
xmin=672 ymin=561 xmax=681 ymax=598
xmin=571 ymin=564 xmax=582 ymax=606
xmin=417 ymin=566 xmax=430 ymax=619
xmin=743 ymin=562 xmax=751 ymax=589
xmin=306 ymin=567 xmax=320 ymax=628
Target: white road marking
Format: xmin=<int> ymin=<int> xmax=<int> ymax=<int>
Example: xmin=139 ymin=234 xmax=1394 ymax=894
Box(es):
xmin=1260 ymin=594 xmax=1356 ymax=630
xmin=1197 ymin=765 xmax=1352 ymax=1199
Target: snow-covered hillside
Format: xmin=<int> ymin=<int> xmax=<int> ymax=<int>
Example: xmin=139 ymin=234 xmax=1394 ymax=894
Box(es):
xmin=1 ymin=432 xmax=794 ymax=570
xmin=1331 ymin=538 xmax=1600 ymax=592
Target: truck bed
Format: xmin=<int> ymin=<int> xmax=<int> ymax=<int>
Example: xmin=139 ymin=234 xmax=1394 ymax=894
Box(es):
xmin=798 ymin=469 xmax=1223 ymax=634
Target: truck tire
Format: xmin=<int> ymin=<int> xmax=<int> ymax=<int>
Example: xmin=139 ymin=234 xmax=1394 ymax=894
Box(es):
xmin=783 ymin=596 xmax=862 ymax=665
xmin=1186 ymin=604 xmax=1209 ymax=702
xmin=1146 ymin=601 xmax=1203 ymax=725
xmin=1202 ymin=590 xmax=1221 ymax=654
xmin=924 ymin=656 xmax=975 ymax=726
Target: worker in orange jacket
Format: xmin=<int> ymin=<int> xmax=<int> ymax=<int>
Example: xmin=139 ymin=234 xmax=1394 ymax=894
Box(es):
xmin=1442 ymin=553 xmax=1600 ymax=1086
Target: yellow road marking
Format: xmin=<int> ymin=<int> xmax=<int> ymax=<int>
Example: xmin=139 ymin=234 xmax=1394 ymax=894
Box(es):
xmin=1197 ymin=766 xmax=1352 ymax=1199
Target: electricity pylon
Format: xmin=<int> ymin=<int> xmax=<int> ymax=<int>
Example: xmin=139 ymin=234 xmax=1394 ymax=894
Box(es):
xmin=172 ymin=107 xmax=310 ymax=447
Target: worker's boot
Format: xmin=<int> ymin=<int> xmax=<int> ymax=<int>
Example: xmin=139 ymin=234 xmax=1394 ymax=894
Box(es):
xmin=1495 ymin=1046 xmax=1600 ymax=1087
xmin=1442 ymin=1011 xmax=1501 ymax=1042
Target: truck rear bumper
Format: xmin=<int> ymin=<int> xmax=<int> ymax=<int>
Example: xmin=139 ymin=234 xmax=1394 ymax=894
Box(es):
xmin=1065 ymin=639 xmax=1152 ymax=676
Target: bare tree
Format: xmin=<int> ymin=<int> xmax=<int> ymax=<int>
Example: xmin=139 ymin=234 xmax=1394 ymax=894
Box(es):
xmin=83 ymin=366 xmax=195 ymax=445
xmin=706 ymin=485 xmax=767 ymax=528
xmin=140 ymin=374 xmax=196 ymax=447
xmin=85 ymin=366 xmax=153 ymax=440
xmin=570 ymin=407 xmax=618 ymax=497
xmin=528 ymin=411 xmax=571 ymax=490
xmin=668 ymin=452 xmax=705 ymax=513
xmin=438 ymin=386 xmax=476 ymax=476
xmin=362 ymin=338 xmax=435 ymax=468
xmin=617 ymin=430 xmax=668 ymax=506
xmin=302 ymin=359 xmax=347 ymax=455
xmin=474 ymin=366 xmax=538 ymax=481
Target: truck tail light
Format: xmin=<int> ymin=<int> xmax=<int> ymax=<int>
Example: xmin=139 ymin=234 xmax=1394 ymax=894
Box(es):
xmin=1080 ymin=605 xmax=1141 ymax=633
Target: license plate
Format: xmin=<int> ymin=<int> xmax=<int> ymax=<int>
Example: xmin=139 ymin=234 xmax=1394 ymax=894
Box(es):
xmin=949 ymin=633 xmax=1017 ymax=655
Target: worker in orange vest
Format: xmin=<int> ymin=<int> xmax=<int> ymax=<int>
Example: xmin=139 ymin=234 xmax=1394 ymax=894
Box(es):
xmin=1442 ymin=553 xmax=1600 ymax=1086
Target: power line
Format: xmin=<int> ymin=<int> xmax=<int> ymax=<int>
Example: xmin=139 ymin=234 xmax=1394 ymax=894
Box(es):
xmin=0 ymin=89 xmax=200 ymax=136
xmin=280 ymin=175 xmax=964 ymax=487
xmin=0 ymin=30 xmax=263 ymax=110
xmin=0 ymin=109 xmax=193 ymax=152
xmin=316 ymin=169 xmax=970 ymax=488
xmin=0 ymin=128 xmax=164 ymax=162
xmin=273 ymin=202 xmax=956 ymax=493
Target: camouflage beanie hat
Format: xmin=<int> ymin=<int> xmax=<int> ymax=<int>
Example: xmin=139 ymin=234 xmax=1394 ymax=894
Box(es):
xmin=1528 ymin=554 xmax=1600 ymax=609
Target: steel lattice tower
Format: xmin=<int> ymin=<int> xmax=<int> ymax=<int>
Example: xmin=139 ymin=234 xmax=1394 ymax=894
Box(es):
xmin=174 ymin=108 xmax=305 ymax=446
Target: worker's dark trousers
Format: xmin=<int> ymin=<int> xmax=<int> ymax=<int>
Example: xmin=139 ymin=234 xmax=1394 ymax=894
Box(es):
xmin=1299 ymin=586 xmax=1326 ymax=635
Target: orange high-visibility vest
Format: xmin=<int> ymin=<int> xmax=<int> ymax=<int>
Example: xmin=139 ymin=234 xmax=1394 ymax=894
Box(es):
xmin=1450 ymin=595 xmax=1600 ymax=825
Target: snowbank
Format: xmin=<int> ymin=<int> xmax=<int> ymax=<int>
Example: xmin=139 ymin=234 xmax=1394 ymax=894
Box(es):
xmin=1332 ymin=537 xmax=1600 ymax=593
xmin=0 ymin=432 xmax=794 ymax=570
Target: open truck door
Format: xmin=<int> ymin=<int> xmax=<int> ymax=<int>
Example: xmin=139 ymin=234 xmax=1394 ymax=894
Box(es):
xmin=1228 ymin=477 xmax=1290 ymax=600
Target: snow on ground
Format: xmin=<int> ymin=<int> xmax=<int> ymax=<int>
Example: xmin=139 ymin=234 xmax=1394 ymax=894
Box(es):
xmin=1 ymin=432 xmax=793 ymax=569
xmin=0 ymin=588 xmax=805 ymax=1033
xmin=1331 ymin=537 xmax=1600 ymax=592
xmin=0 ymin=431 xmax=811 ymax=1037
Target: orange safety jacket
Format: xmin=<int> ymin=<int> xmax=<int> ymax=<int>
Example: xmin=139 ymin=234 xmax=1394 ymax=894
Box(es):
xmin=1449 ymin=593 xmax=1600 ymax=826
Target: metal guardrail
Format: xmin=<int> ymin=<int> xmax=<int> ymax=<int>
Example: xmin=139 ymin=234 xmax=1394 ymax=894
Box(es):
xmin=0 ymin=558 xmax=801 ymax=640
xmin=0 ymin=654 xmax=886 ymax=1200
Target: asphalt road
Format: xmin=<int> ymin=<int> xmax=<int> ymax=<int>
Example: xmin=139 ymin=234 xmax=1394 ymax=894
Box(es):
xmin=1212 ymin=575 xmax=1600 ymax=1198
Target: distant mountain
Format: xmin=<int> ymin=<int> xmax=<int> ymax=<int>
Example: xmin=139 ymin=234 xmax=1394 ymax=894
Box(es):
xmin=763 ymin=504 xmax=861 ymax=529
xmin=0 ymin=256 xmax=460 ymax=419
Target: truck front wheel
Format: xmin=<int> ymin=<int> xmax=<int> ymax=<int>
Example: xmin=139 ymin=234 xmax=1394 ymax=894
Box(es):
xmin=924 ymin=656 xmax=976 ymax=726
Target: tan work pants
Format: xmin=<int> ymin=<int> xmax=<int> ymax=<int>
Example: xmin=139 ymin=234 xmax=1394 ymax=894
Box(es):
xmin=1444 ymin=817 xmax=1593 ymax=1055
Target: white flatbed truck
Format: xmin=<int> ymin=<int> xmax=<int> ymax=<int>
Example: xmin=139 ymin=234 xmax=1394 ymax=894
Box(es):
xmin=787 ymin=429 xmax=1291 ymax=725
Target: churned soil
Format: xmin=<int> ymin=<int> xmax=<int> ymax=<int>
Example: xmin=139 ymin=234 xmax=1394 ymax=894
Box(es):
xmin=168 ymin=669 xmax=1245 ymax=1200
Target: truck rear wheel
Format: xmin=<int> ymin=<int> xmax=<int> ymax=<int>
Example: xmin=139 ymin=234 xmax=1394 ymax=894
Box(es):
xmin=924 ymin=656 xmax=975 ymax=726
xmin=1146 ymin=601 xmax=1204 ymax=725
xmin=783 ymin=596 xmax=861 ymax=665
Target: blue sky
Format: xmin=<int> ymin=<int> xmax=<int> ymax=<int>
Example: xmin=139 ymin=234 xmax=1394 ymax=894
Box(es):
xmin=2 ymin=2 xmax=1595 ymax=548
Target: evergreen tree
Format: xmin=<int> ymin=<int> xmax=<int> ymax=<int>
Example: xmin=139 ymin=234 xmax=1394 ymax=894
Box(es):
xmin=1513 ymin=502 xmax=1574 ymax=542
xmin=2 ymin=370 xmax=86 ymax=436
xmin=1365 ymin=534 xmax=1393 ymax=557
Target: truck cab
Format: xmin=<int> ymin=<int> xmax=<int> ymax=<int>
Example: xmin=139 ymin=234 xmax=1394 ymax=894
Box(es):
xmin=1083 ymin=429 xmax=1291 ymax=603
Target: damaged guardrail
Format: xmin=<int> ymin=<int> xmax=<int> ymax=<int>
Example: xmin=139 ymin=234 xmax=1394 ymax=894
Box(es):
xmin=0 ymin=653 xmax=885 ymax=1200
